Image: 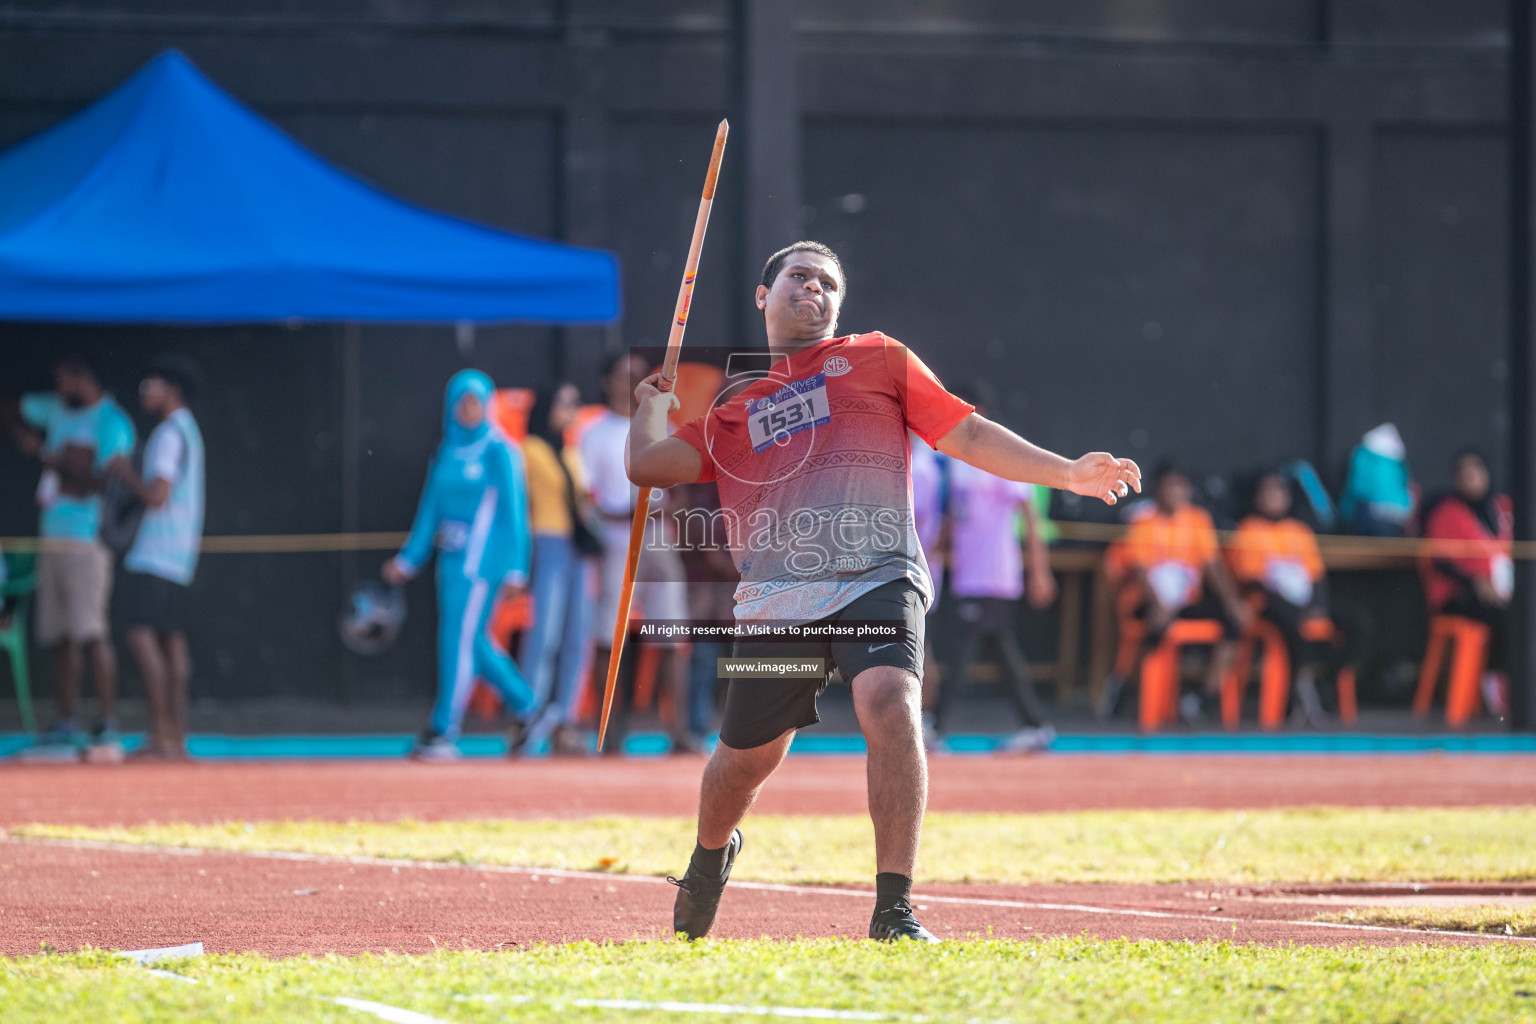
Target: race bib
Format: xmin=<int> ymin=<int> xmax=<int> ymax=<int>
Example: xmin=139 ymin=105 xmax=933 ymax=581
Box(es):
xmin=1264 ymin=558 xmax=1314 ymax=606
xmin=1147 ymin=560 xmax=1198 ymax=610
xmin=436 ymin=520 xmax=469 ymax=553
xmin=1492 ymin=554 xmax=1514 ymax=602
xmin=36 ymin=470 xmax=59 ymax=510
xmin=748 ymin=373 xmax=832 ymax=454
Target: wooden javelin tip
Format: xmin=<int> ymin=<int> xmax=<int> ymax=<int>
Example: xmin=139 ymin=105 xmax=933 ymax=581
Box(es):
xmin=703 ymin=121 xmax=729 ymax=200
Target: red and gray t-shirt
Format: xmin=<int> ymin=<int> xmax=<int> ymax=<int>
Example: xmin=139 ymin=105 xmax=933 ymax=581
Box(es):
xmin=672 ymin=333 xmax=973 ymax=623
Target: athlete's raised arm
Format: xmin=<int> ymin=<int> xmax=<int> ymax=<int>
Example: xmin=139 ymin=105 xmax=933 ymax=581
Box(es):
xmin=627 ymin=371 xmax=704 ymax=488
xmin=936 ymin=412 xmax=1142 ymax=506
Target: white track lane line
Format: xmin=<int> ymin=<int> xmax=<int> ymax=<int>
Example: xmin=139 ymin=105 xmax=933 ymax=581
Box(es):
xmin=575 ymin=999 xmax=888 ymax=1020
xmin=332 ymin=996 xmax=457 ymax=1024
xmin=18 ymin=834 xmax=1533 ymax=946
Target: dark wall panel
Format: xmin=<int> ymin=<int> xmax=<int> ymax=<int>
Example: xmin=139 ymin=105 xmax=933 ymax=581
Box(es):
xmin=1372 ymin=129 xmax=1508 ymax=494
xmin=608 ymin=116 xmax=745 ymax=351
xmin=275 ymin=111 xmax=560 ymax=238
xmin=800 ymin=0 xmax=1325 ymax=41
xmin=803 ymin=121 xmax=1322 ymax=476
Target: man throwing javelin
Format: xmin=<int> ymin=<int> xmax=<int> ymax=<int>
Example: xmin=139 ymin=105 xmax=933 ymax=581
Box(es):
xmin=627 ymin=241 xmax=1140 ymax=942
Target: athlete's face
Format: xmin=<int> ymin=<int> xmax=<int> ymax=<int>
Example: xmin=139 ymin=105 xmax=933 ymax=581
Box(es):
xmin=549 ymin=383 xmax=580 ymax=433
xmin=138 ymin=375 xmax=173 ymax=418
xmin=1155 ymin=472 xmax=1191 ymax=514
xmin=1455 ymin=453 xmax=1490 ymax=503
xmin=756 ymin=252 xmax=843 ymax=343
xmin=1254 ymin=474 xmax=1291 ymax=519
xmin=454 ymin=392 xmax=484 ymax=431
xmin=605 ymin=355 xmax=650 ymax=415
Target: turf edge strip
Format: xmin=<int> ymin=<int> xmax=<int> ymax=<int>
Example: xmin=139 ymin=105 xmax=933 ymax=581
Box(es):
xmin=21 ymin=835 xmax=1535 ymax=947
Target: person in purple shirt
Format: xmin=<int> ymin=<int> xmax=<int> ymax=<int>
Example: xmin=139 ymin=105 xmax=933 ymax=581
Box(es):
xmin=934 ymin=383 xmax=1057 ymax=752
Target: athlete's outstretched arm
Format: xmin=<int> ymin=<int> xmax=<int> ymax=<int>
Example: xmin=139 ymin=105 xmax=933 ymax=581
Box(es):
xmin=384 ymin=463 xmax=440 ymax=584
xmin=627 ymin=372 xmax=704 ymax=488
xmin=936 ymin=413 xmax=1141 ymax=506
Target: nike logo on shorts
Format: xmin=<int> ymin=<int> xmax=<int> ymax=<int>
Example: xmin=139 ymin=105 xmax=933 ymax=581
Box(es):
xmin=868 ymin=643 xmax=897 ymax=653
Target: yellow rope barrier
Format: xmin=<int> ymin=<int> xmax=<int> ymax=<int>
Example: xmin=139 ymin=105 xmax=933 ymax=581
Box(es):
xmin=0 ymin=525 xmax=1527 ymax=561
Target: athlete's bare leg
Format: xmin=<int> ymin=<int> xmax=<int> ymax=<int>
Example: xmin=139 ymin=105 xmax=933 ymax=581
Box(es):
xmin=87 ymin=636 xmax=117 ymax=725
xmin=165 ymin=632 xmax=191 ymax=749
xmin=52 ymin=641 xmax=80 ymax=725
xmin=851 ymin=665 xmax=927 ymax=876
xmin=695 ymin=729 xmax=795 ymax=849
xmin=127 ymin=626 xmax=171 ymax=751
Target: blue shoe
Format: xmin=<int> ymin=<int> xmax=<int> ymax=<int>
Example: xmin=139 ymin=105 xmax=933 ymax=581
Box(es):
xmin=35 ymin=721 xmax=79 ymax=748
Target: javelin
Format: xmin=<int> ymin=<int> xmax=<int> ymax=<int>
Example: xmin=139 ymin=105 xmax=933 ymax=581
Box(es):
xmin=597 ymin=119 xmax=729 ymax=750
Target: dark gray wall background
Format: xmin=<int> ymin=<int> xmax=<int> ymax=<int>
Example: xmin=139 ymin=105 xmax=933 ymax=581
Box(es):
xmin=0 ymin=0 xmax=1515 ymax=701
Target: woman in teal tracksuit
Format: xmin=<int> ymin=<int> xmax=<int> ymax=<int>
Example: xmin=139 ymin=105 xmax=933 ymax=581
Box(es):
xmin=384 ymin=370 xmax=536 ymax=760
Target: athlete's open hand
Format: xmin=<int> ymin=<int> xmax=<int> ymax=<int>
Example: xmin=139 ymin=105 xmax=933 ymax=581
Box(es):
xmin=1066 ymin=453 xmax=1142 ymax=506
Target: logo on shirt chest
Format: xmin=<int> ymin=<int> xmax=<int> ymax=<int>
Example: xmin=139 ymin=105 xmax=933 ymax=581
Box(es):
xmin=822 ymin=355 xmax=852 ymax=377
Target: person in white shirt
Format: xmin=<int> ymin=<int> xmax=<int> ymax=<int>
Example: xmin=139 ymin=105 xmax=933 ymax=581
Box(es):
xmin=107 ymin=356 xmax=205 ymax=759
xmin=579 ymin=352 xmax=691 ymax=754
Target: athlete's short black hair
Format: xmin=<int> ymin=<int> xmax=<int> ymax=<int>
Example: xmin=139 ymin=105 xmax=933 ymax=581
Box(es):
xmin=759 ymin=241 xmax=846 ymax=297
xmin=145 ymin=352 xmax=205 ymax=402
xmin=55 ymin=352 xmax=99 ymax=383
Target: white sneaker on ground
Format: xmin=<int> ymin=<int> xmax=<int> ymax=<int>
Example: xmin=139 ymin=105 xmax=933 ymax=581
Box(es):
xmin=1482 ymin=672 xmax=1510 ymax=718
xmin=1001 ymin=724 xmax=1056 ymax=753
xmin=412 ymin=734 xmax=460 ymax=763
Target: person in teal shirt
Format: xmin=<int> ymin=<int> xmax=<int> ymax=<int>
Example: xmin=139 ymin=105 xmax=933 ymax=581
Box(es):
xmin=383 ymin=370 xmax=536 ymax=761
xmin=3 ymin=354 xmax=135 ymax=754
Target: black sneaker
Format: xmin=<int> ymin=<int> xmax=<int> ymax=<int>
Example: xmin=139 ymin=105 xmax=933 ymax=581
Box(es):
xmin=506 ymin=718 xmax=532 ymax=759
xmin=869 ymin=899 xmax=941 ymax=943
xmin=668 ymin=829 xmax=743 ymax=940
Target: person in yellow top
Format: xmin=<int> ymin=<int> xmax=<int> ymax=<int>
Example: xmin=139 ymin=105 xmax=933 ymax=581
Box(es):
xmin=520 ymin=383 xmax=601 ymax=755
xmin=1227 ymin=471 xmax=1333 ymax=724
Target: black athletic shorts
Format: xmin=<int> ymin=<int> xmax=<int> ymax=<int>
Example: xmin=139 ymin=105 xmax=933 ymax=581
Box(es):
xmin=1134 ymin=594 xmax=1242 ymax=642
xmin=124 ymin=571 xmax=192 ymax=633
xmin=719 ymin=579 xmax=925 ymax=750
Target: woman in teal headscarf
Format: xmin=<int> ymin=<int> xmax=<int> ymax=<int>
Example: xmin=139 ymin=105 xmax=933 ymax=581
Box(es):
xmin=383 ymin=370 xmax=536 ymax=760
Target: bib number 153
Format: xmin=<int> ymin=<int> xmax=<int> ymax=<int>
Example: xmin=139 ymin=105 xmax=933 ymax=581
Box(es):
xmin=749 ymin=373 xmax=832 ymax=453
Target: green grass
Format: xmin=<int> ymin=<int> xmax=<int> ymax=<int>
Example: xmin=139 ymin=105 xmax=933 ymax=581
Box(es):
xmin=5 ymin=940 xmax=1536 ymax=1024
xmin=16 ymin=806 xmax=1536 ymax=885
xmin=1319 ymin=905 xmax=1536 ymax=937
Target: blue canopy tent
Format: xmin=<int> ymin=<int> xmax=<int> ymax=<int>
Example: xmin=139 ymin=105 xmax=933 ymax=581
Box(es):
xmin=0 ymin=50 xmax=617 ymax=324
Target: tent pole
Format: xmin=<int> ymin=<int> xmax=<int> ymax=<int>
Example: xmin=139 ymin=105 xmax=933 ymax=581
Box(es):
xmin=338 ymin=321 xmax=362 ymax=704
xmin=1511 ymin=0 xmax=1535 ymax=731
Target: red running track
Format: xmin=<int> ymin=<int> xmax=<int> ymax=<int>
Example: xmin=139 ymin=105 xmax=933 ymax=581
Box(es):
xmin=3 ymin=754 xmax=1533 ymax=954
xmin=2 ymin=840 xmax=1525 ymax=956
xmin=2 ymin=753 xmax=1534 ymax=827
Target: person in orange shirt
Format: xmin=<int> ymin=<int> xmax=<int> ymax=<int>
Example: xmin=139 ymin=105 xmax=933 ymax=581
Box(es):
xmin=1100 ymin=466 xmax=1251 ymax=721
xmin=1228 ymin=471 xmax=1330 ymax=723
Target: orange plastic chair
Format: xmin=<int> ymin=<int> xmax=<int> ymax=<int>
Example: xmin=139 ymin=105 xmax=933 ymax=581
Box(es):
xmin=1413 ymin=615 xmax=1489 ymax=727
xmin=1137 ymin=618 xmax=1226 ymax=732
xmin=1222 ymin=617 xmax=1357 ymax=730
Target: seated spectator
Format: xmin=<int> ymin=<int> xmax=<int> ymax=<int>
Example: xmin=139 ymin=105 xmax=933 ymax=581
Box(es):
xmin=1422 ymin=448 xmax=1513 ymax=717
xmin=1340 ymin=423 xmax=1416 ymax=537
xmin=1099 ymin=466 xmax=1251 ymax=722
xmin=1228 ymin=472 xmax=1331 ymax=724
